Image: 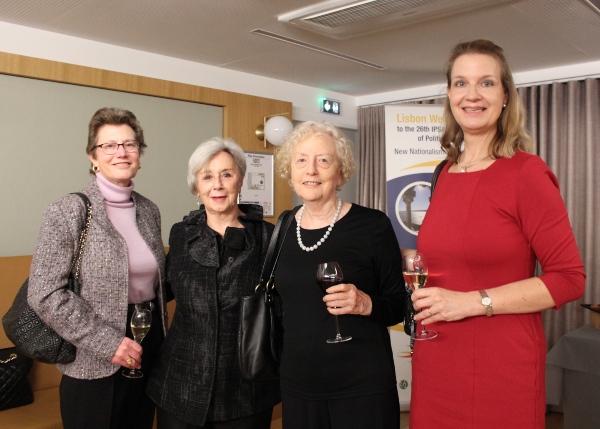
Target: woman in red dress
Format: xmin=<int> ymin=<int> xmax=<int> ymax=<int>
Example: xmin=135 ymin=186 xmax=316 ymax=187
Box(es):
xmin=408 ymin=40 xmax=585 ymax=428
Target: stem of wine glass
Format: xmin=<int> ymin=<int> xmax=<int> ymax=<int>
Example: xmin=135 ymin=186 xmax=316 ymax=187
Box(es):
xmin=418 ymin=308 xmax=429 ymax=335
xmin=333 ymin=315 xmax=343 ymax=340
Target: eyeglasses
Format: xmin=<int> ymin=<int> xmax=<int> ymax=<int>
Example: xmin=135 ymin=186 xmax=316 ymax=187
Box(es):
xmin=94 ymin=141 xmax=139 ymax=155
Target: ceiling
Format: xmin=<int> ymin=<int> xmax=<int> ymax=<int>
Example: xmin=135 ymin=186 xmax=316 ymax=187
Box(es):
xmin=1 ymin=0 xmax=600 ymax=97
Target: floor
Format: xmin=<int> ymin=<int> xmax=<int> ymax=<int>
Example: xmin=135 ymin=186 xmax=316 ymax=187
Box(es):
xmin=270 ymin=407 xmax=564 ymax=428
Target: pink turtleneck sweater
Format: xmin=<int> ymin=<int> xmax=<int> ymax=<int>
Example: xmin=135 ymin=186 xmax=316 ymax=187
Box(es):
xmin=96 ymin=173 xmax=158 ymax=304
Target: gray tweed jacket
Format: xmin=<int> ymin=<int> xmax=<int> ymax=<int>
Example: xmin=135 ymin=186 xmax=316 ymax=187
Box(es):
xmin=27 ymin=178 xmax=167 ymax=379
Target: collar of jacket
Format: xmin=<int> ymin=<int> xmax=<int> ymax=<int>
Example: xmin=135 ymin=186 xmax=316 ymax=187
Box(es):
xmin=184 ymin=204 xmax=264 ymax=267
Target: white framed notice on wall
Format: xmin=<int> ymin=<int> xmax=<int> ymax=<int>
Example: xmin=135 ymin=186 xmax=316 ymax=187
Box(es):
xmin=240 ymin=152 xmax=274 ymax=217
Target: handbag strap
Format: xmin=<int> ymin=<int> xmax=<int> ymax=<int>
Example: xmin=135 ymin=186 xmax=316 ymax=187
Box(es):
xmin=258 ymin=206 xmax=300 ymax=293
xmin=431 ymin=159 xmax=448 ymax=195
xmin=0 ymin=353 xmax=17 ymax=364
xmin=70 ymin=193 xmax=93 ymax=280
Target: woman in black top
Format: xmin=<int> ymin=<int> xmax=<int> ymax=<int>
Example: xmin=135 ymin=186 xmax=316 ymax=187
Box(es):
xmin=274 ymin=121 xmax=405 ymax=429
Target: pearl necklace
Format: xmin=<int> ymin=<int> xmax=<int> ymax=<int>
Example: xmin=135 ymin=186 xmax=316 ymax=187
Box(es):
xmin=296 ymin=199 xmax=342 ymax=252
xmin=457 ymin=154 xmax=490 ymax=172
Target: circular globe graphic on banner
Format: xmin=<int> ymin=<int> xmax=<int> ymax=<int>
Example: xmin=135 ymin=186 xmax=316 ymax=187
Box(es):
xmin=395 ymin=181 xmax=432 ymax=236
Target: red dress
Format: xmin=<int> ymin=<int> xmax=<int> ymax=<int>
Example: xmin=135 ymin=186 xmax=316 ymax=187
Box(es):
xmin=411 ymin=151 xmax=585 ymax=429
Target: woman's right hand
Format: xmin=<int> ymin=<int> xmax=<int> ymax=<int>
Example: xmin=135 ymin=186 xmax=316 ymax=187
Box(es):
xmin=111 ymin=337 xmax=142 ymax=369
xmin=323 ymin=283 xmax=373 ymax=316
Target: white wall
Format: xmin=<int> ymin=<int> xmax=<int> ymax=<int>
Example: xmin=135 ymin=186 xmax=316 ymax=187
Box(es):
xmin=0 ymin=21 xmax=358 ymax=130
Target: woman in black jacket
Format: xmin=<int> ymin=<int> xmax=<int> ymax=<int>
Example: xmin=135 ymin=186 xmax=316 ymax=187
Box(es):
xmin=147 ymin=138 xmax=279 ymax=429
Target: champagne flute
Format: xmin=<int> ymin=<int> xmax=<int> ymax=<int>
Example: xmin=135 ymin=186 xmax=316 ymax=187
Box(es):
xmin=122 ymin=303 xmax=152 ymax=378
xmin=316 ymin=262 xmax=352 ymax=344
xmin=402 ymin=253 xmax=437 ymax=340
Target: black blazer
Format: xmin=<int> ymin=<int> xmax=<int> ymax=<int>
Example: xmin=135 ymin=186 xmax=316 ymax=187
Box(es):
xmin=147 ymin=204 xmax=279 ymax=425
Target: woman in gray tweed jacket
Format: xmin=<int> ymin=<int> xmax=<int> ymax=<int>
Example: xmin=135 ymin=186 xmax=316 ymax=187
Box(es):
xmin=27 ymin=107 xmax=167 ymax=429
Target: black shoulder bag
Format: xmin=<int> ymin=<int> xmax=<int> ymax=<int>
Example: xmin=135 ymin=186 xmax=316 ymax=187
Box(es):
xmin=2 ymin=193 xmax=92 ymax=364
xmin=238 ymin=207 xmax=297 ymax=381
xmin=404 ymin=160 xmax=448 ymax=337
xmin=0 ymin=348 xmax=34 ymax=410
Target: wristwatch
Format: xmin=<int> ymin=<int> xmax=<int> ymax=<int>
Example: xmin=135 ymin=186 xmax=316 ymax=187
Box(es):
xmin=479 ymin=290 xmax=493 ymax=317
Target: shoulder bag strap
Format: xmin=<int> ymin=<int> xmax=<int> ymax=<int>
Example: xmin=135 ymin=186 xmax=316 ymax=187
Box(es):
xmin=407 ymin=162 xmax=447 ymax=348
xmin=259 ymin=206 xmax=300 ymax=293
xmin=431 ymin=159 xmax=449 ymax=195
xmin=69 ymin=193 xmax=93 ymax=281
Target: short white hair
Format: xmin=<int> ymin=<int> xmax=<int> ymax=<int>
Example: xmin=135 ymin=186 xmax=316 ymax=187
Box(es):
xmin=275 ymin=121 xmax=356 ymax=191
xmin=187 ymin=137 xmax=246 ymax=194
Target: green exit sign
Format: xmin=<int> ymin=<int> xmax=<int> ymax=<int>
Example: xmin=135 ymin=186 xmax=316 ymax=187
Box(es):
xmin=321 ymin=98 xmax=340 ymax=115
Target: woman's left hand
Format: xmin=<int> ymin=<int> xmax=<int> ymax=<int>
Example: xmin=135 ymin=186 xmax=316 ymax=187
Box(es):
xmin=412 ymin=287 xmax=479 ymax=324
xmin=323 ymin=283 xmax=372 ymax=316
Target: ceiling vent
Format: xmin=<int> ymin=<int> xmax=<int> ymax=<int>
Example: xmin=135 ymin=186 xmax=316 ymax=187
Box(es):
xmin=251 ymin=29 xmax=386 ymax=69
xmin=279 ymin=0 xmax=516 ymax=39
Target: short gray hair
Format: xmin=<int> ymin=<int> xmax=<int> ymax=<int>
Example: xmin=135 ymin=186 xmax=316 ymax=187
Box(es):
xmin=187 ymin=137 xmax=247 ymax=194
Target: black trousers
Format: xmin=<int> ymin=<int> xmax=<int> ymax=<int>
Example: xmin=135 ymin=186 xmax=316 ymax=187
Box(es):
xmin=60 ymin=303 xmax=163 ymax=429
xmin=156 ymin=407 xmax=273 ymax=429
xmin=281 ymin=389 xmax=400 ymax=429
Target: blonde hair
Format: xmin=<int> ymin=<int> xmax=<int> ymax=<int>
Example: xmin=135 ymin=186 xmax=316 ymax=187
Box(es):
xmin=441 ymin=39 xmax=534 ymax=163
xmin=275 ymin=121 xmax=356 ymax=191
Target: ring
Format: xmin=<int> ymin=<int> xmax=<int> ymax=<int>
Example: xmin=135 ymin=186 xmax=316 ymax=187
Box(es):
xmin=428 ymin=309 xmax=434 ymax=316
xmin=126 ymin=358 xmax=133 ymax=366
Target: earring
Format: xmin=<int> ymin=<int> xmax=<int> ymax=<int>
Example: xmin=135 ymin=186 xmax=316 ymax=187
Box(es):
xmin=196 ymin=196 xmax=201 ymax=207
xmin=503 ymin=104 xmax=507 ymax=108
xmin=92 ymin=165 xmax=100 ymax=172
xmin=138 ymin=163 xmax=142 ymax=169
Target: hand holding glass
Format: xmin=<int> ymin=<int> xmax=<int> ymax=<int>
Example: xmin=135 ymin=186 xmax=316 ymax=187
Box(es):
xmin=122 ymin=303 xmax=152 ymax=378
xmin=316 ymin=262 xmax=352 ymax=344
xmin=402 ymin=253 xmax=437 ymax=340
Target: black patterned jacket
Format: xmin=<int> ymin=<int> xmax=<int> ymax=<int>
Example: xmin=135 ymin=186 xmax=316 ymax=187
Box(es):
xmin=146 ymin=204 xmax=279 ymax=425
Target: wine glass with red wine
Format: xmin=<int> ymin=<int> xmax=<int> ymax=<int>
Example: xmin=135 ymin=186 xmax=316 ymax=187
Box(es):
xmin=316 ymin=261 xmax=352 ymax=344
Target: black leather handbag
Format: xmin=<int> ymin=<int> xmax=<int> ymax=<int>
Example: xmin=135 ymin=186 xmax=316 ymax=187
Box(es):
xmin=2 ymin=193 xmax=92 ymax=364
xmin=0 ymin=347 xmax=34 ymax=410
xmin=404 ymin=160 xmax=448 ymax=337
xmin=238 ymin=207 xmax=297 ymax=381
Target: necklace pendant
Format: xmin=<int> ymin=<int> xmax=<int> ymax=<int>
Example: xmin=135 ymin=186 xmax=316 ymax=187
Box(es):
xmin=457 ymin=153 xmax=490 ymax=173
